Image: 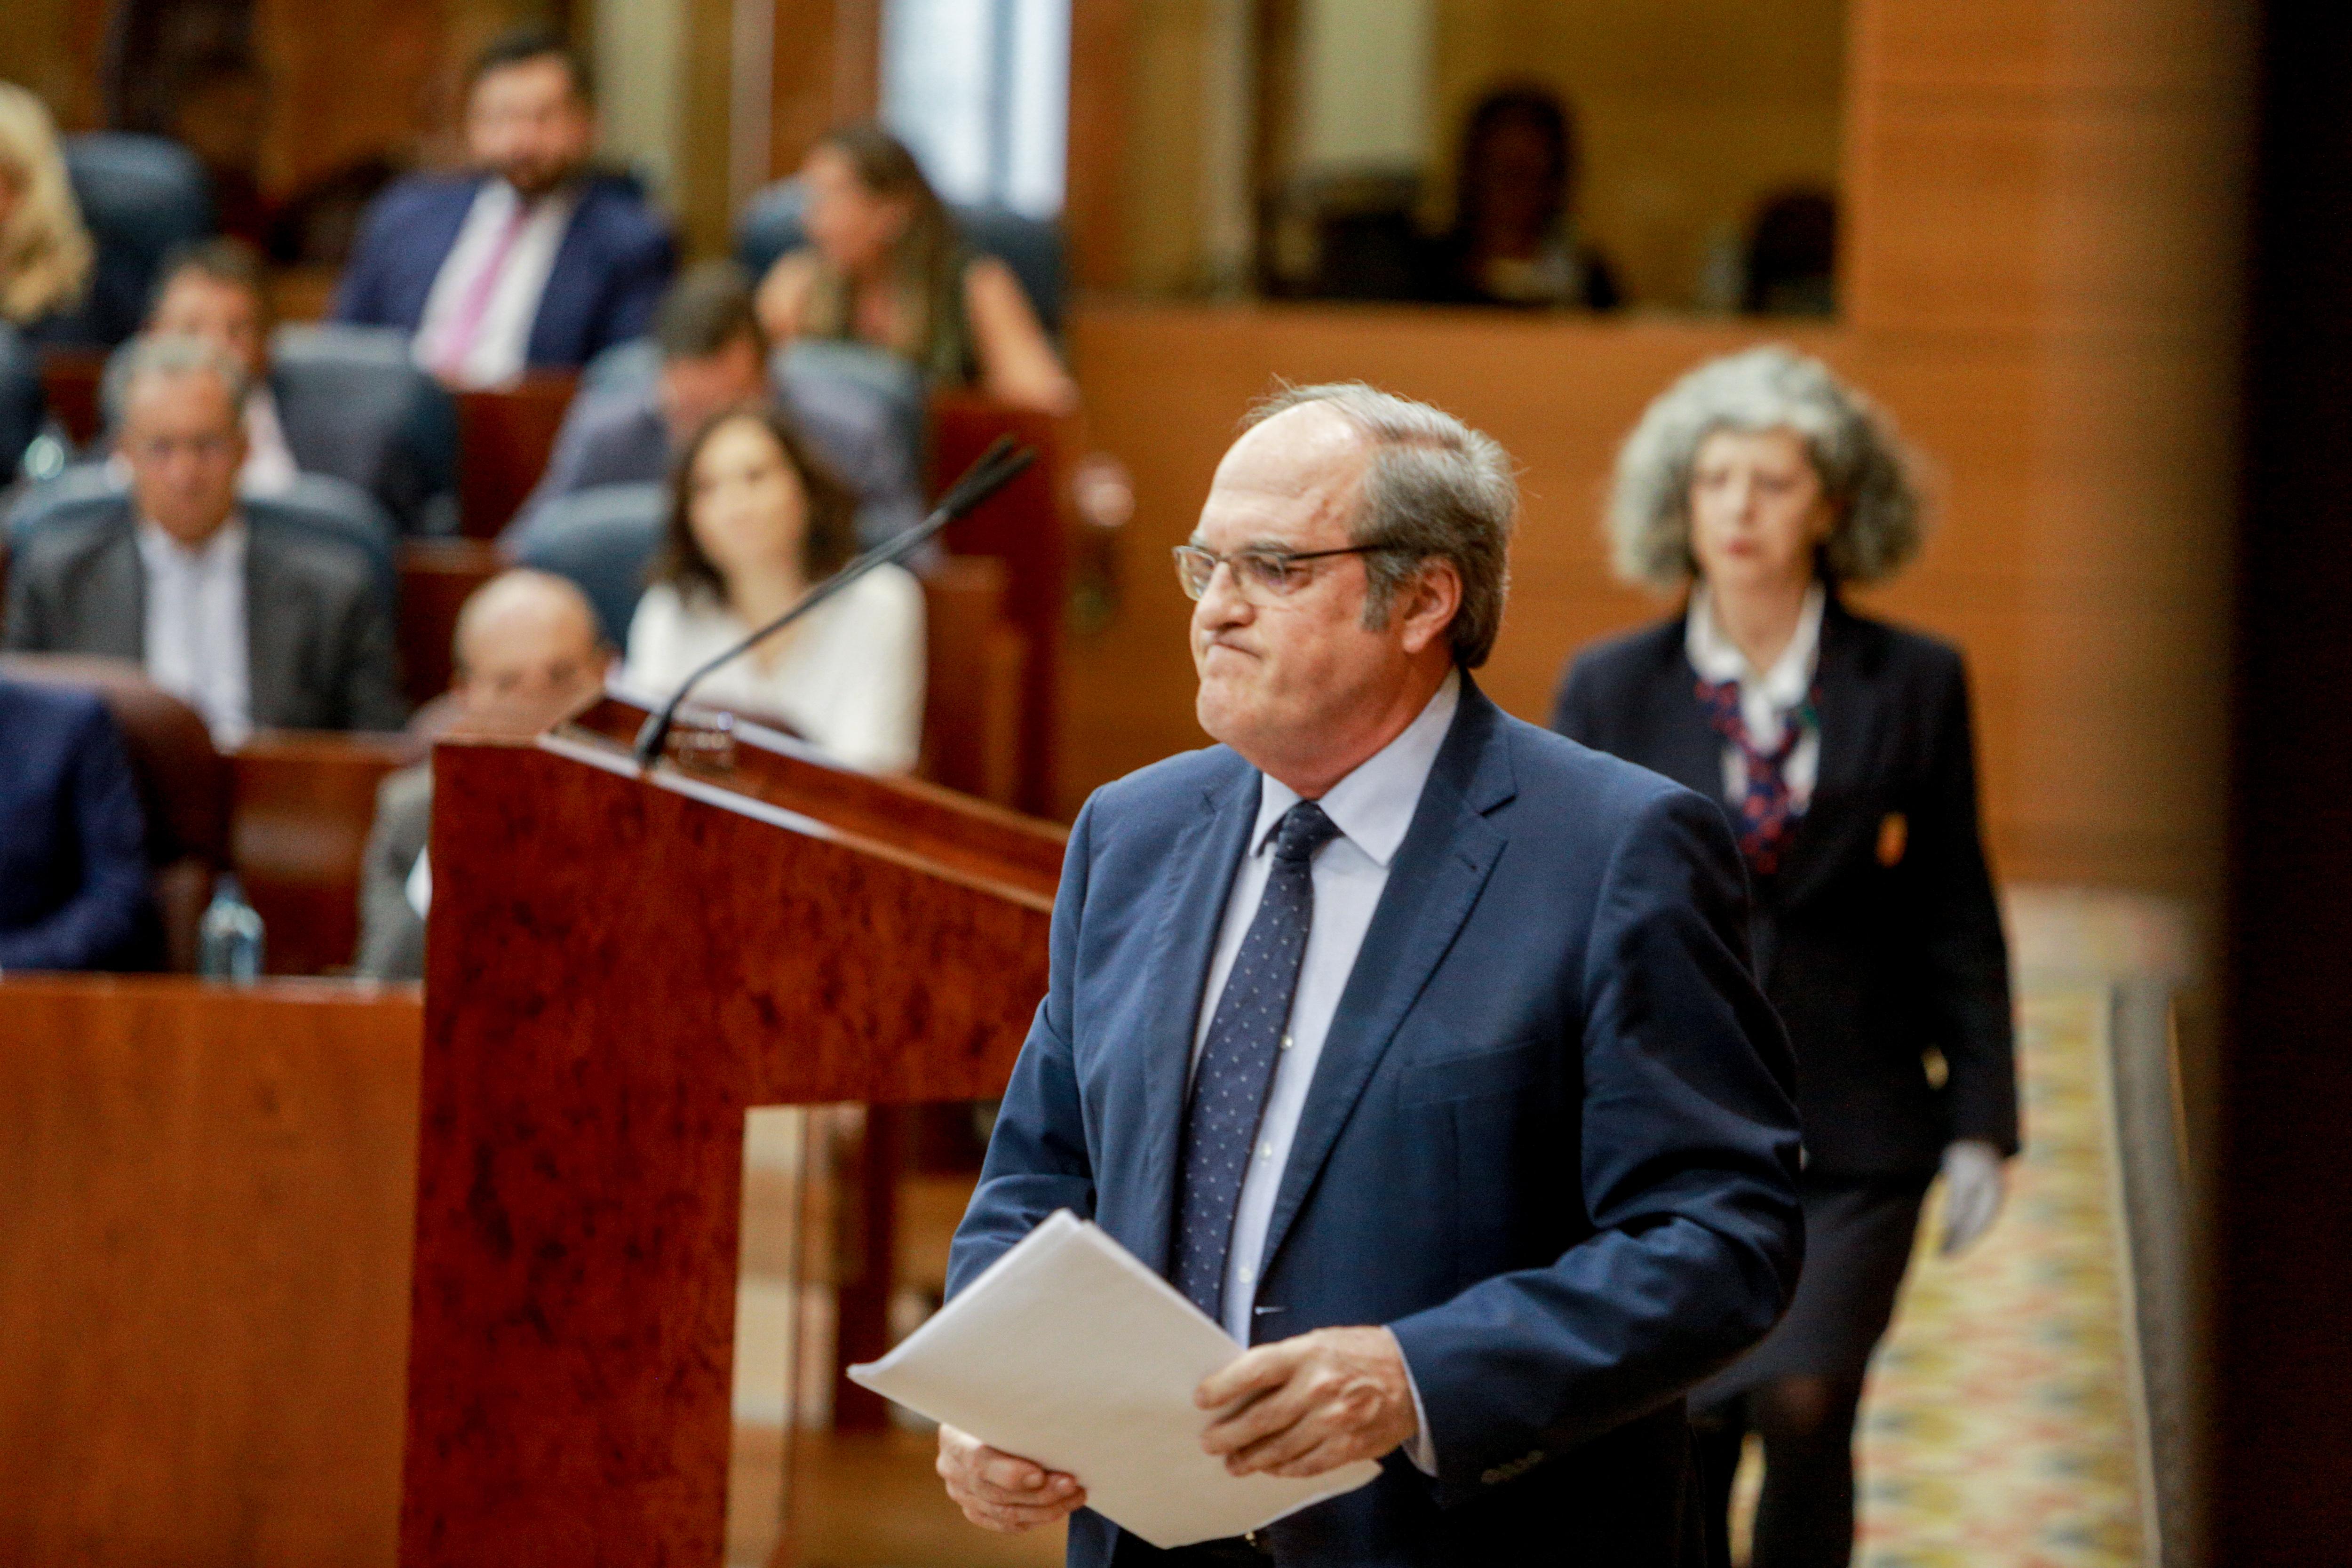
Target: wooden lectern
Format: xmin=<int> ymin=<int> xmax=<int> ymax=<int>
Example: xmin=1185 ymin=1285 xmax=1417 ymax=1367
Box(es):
xmin=399 ymin=697 xmax=1064 ymax=1566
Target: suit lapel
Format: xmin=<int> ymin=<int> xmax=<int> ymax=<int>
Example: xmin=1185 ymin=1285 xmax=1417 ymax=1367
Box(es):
xmin=87 ymin=524 xmax=146 ymax=661
xmin=1126 ymin=762 xmax=1261 ymax=1275
xmin=1253 ymin=681 xmax=1514 ymax=1278
xmin=1650 ymin=618 xmax=1726 ymax=799
xmin=243 ymin=535 xmax=302 ymax=731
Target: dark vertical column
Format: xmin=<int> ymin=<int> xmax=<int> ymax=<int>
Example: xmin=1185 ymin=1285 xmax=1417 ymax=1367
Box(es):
xmin=2217 ymin=6 xmax=2352 ymax=1560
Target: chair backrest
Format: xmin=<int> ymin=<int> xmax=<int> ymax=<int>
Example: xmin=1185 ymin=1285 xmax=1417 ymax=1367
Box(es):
xmin=272 ymin=323 xmax=462 ymax=504
xmin=579 ymin=337 xmax=662 ymax=400
xmin=96 ymin=325 xmax=461 ymax=521
xmin=0 ymin=325 xmax=42 ymax=476
xmin=59 ymin=134 xmax=215 ymax=347
xmin=734 ymin=178 xmax=1065 ymax=338
xmin=509 ymin=482 xmax=666 ymax=645
xmin=5 ymin=463 xmax=398 ymax=597
xmin=0 ymin=651 xmax=227 ymax=972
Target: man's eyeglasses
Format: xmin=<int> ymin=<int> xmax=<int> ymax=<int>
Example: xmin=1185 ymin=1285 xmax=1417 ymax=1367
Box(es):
xmin=1172 ymin=542 xmax=1396 ymax=603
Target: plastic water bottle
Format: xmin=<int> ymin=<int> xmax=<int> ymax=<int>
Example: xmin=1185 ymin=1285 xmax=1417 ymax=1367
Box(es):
xmin=198 ymin=875 xmax=266 ymax=981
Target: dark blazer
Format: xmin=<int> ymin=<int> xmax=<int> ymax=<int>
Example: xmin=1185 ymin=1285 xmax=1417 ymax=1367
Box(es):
xmin=0 ymin=677 xmax=157 ymax=971
xmin=1 ymin=505 xmax=408 ymax=733
xmin=951 ymin=677 xmax=1803 ymax=1568
xmin=1551 ymin=597 xmax=2018 ymax=1176
xmin=329 ymin=173 xmax=675 ymax=371
xmin=354 ymin=762 xmax=430 ymax=981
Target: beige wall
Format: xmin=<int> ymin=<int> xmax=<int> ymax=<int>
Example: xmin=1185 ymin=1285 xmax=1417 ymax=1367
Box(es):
xmin=1059 ymin=0 xmax=2249 ymax=900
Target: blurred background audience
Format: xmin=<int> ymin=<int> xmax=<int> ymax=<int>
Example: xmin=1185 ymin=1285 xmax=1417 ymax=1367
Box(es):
xmin=0 ymin=83 xmax=96 ymax=347
xmin=4 ymin=334 xmax=403 ymax=741
xmin=1420 ymin=84 xmax=1620 ymax=310
xmin=0 ymin=671 xmax=156 ymax=973
xmin=754 ymin=124 xmax=1076 ymax=416
xmin=513 ymin=259 xmax=923 ymax=548
xmin=355 ymin=568 xmax=609 ymax=982
xmin=131 ymin=239 xmax=449 ymax=526
xmin=622 ymin=404 xmax=922 ymax=772
xmin=330 ymin=28 xmax=674 ymax=388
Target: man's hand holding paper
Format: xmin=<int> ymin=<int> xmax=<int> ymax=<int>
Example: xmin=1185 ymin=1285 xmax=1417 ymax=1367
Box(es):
xmin=935 ymin=1425 xmax=1086 ymax=1534
xmin=1198 ymin=1326 xmax=1417 ymax=1480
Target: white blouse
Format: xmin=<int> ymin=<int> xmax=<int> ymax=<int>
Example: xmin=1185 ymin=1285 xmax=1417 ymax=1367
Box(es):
xmin=622 ymin=565 xmax=926 ymax=774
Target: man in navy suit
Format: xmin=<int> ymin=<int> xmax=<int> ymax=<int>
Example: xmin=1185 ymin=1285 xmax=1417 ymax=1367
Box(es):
xmin=329 ymin=28 xmax=674 ymax=386
xmin=0 ymin=676 xmax=156 ymax=972
xmin=941 ymin=384 xmax=1804 ymax=1566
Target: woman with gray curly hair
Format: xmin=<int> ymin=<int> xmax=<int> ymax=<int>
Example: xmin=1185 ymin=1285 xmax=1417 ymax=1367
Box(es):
xmin=1552 ymin=346 xmax=2018 ymax=1568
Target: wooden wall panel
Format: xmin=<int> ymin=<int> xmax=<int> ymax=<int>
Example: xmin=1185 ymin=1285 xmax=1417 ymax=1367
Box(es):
xmin=1056 ymin=0 xmax=2248 ymax=902
xmin=0 ymin=978 xmax=421 ymax=1568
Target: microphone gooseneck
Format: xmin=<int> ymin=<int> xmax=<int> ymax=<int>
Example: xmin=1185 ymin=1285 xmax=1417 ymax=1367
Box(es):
xmin=632 ymin=435 xmax=1035 ymax=769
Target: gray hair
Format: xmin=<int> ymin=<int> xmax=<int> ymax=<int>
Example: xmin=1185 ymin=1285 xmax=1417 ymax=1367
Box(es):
xmin=113 ymin=333 xmax=251 ymax=423
xmin=1607 ymin=345 xmax=1922 ymax=592
xmin=1245 ymin=382 xmax=1517 ymax=668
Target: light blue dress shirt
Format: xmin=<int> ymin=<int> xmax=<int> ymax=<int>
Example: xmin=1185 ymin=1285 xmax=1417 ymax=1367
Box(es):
xmin=1191 ymin=668 xmax=1460 ymax=1470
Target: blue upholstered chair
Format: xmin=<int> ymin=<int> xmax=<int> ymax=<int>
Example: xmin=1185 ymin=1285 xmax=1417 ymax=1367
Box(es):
xmin=55 ymin=135 xmax=214 ymax=348
xmin=6 ymin=463 xmax=398 ymax=601
xmin=0 ymin=326 xmax=43 ymax=477
xmin=95 ymin=325 xmax=459 ymax=535
xmin=507 ymin=482 xmax=665 ymax=645
xmin=269 ymin=324 xmax=460 ymax=534
xmin=733 ymin=178 xmax=1065 ymax=339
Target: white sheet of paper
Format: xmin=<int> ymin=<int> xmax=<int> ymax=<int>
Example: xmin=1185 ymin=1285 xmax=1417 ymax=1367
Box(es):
xmin=848 ymin=1210 xmax=1383 ymax=1548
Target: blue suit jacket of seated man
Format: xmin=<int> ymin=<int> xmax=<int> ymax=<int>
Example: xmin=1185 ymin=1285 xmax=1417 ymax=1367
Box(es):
xmin=329 ymin=172 xmax=676 ymax=372
xmin=0 ymin=678 xmax=157 ymax=972
xmin=949 ymin=676 xmax=1804 ymax=1568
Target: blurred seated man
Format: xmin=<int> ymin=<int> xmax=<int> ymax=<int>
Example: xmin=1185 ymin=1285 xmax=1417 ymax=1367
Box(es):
xmin=354 ymin=570 xmax=611 ymax=980
xmin=3 ymin=336 xmax=407 ymax=745
xmin=142 ymin=237 xmax=443 ymax=526
xmin=511 ymin=260 xmax=923 ymax=546
xmin=0 ymin=675 xmax=158 ymax=973
xmin=330 ymin=27 xmax=675 ymax=387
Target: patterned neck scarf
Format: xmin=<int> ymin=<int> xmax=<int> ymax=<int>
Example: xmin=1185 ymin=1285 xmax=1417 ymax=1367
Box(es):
xmin=1697 ymin=677 xmax=1815 ymax=877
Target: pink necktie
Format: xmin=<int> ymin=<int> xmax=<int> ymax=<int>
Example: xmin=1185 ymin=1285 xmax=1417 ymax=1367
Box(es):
xmin=433 ymin=198 xmax=533 ymax=378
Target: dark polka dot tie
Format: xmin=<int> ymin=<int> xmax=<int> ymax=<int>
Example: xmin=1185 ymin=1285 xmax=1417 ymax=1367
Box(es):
xmin=1171 ymin=799 xmax=1342 ymax=1324
xmin=1697 ymin=677 xmax=1814 ymax=877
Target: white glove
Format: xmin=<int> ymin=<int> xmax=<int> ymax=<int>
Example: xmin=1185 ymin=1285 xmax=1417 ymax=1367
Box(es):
xmin=1938 ymin=1139 xmax=2007 ymax=1256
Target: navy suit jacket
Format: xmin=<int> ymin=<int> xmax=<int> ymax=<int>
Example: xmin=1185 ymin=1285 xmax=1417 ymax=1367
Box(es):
xmin=950 ymin=677 xmax=1803 ymax=1567
xmin=329 ymin=173 xmax=675 ymax=371
xmin=0 ymin=678 xmax=156 ymax=971
xmin=1552 ymin=599 xmax=2018 ymax=1176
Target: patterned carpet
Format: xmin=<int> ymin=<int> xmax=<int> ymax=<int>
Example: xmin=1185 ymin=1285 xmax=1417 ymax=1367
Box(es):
xmin=1847 ymin=987 xmax=2153 ymax=1567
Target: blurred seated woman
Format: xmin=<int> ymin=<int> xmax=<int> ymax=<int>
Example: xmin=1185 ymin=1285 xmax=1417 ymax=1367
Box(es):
xmin=754 ymin=125 xmax=1077 ymax=415
xmin=0 ymin=84 xmax=95 ymax=344
xmin=1420 ymin=84 xmax=1620 ymax=310
xmin=624 ymin=405 xmax=924 ymax=772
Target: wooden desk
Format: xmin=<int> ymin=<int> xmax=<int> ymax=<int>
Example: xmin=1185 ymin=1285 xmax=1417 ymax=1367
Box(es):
xmin=399 ymin=700 xmax=1062 ymax=1565
xmin=454 ymin=376 xmax=576 ymax=539
xmin=397 ymin=538 xmax=504 ymax=707
xmin=232 ymin=732 xmax=415 ymax=975
xmin=0 ymin=976 xmax=421 ymax=1568
xmin=36 ymin=350 xmax=106 ymax=447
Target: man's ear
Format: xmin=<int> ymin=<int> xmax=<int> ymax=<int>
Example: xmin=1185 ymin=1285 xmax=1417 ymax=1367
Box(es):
xmin=1394 ymin=559 xmax=1463 ymax=657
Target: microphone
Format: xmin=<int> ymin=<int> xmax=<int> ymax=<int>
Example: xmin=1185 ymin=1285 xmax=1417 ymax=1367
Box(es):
xmin=632 ymin=434 xmax=1035 ymax=768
